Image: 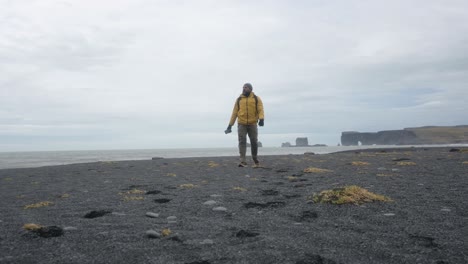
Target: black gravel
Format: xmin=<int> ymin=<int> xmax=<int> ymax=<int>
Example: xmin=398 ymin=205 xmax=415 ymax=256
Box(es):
xmin=0 ymin=147 xmax=467 ymax=263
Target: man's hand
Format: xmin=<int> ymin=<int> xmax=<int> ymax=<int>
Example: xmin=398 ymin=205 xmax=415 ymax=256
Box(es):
xmin=258 ymin=119 xmax=264 ymax=127
xmin=224 ymin=125 xmax=232 ymax=134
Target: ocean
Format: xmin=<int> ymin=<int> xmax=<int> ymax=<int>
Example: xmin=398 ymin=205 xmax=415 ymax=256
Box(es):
xmin=0 ymin=145 xmax=463 ymax=170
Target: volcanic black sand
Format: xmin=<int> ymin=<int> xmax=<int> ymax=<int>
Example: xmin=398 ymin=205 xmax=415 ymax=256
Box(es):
xmin=0 ymin=147 xmax=467 ymax=264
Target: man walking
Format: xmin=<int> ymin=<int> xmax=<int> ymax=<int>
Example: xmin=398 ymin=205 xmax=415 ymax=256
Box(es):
xmin=225 ymin=83 xmax=265 ymax=167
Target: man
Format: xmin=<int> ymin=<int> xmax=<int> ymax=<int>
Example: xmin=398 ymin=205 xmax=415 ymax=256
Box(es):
xmin=225 ymin=83 xmax=264 ymax=167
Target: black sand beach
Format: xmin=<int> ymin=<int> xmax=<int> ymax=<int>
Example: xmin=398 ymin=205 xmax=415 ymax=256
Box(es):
xmin=0 ymin=147 xmax=467 ymax=264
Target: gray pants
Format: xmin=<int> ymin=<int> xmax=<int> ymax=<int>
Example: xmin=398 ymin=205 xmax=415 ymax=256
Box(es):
xmin=238 ymin=124 xmax=259 ymax=163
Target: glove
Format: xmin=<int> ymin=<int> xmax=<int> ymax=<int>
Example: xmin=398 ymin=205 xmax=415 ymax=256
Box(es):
xmin=224 ymin=125 xmax=232 ymax=134
xmin=258 ymin=119 xmax=264 ymax=127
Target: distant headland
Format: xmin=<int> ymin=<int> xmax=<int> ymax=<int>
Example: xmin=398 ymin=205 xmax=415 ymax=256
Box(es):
xmin=341 ymin=125 xmax=468 ymax=146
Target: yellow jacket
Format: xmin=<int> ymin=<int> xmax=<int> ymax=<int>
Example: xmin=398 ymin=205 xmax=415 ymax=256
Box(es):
xmin=229 ymin=92 xmax=264 ymax=126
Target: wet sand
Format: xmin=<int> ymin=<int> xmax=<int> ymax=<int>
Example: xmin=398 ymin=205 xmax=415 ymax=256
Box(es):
xmin=0 ymin=147 xmax=467 ymax=264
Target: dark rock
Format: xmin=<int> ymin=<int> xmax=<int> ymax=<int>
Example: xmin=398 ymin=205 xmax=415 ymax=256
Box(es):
xmin=154 ymin=198 xmax=171 ymax=203
xmin=35 ymin=226 xmax=64 ymax=238
xmin=304 ymin=152 xmax=315 ymax=155
xmin=297 ymin=211 xmax=319 ymax=222
xmin=235 ymin=230 xmax=259 ymax=238
xmin=296 ymin=253 xmax=338 ymax=264
xmin=449 ymin=148 xmax=460 ymax=152
xmin=284 ymin=194 xmax=301 ymax=199
xmin=152 ymin=157 xmax=164 ymax=160
xmin=282 ymin=142 xmax=292 ymax=147
xmin=244 ymin=201 xmax=286 ymax=209
xmin=146 ymin=190 xmax=162 ymax=195
xmin=393 ymin=158 xmax=411 ymax=161
xmin=168 ymin=236 xmax=184 ymax=243
xmin=84 ymin=210 xmax=112 ymax=219
xmin=276 ymin=168 xmax=289 ymax=173
xmin=261 ymin=190 xmax=279 ymax=196
xmin=409 ymin=234 xmax=438 ymax=248
xmin=186 ymin=261 xmax=211 ymax=264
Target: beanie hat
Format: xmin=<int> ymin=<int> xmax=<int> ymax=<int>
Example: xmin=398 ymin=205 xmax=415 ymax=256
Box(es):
xmin=243 ymin=83 xmax=253 ymax=90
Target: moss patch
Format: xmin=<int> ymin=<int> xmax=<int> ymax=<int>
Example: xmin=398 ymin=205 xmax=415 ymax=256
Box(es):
xmin=311 ymin=185 xmax=392 ymax=205
xmin=351 ymin=161 xmax=370 ymax=166
xmin=303 ymin=167 xmax=332 ymax=173
xmin=24 ymin=201 xmax=53 ymax=209
xmin=233 ymin=187 xmax=247 ymax=192
xmin=23 ymin=223 xmax=43 ymax=231
xmin=397 ymin=161 xmax=417 ymax=166
xmin=208 ymin=161 xmax=219 ymax=167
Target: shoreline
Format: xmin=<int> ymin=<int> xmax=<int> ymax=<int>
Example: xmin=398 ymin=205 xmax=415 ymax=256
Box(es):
xmin=1 ymin=144 xmax=467 ymax=170
xmin=1 ymin=147 xmax=467 ymax=263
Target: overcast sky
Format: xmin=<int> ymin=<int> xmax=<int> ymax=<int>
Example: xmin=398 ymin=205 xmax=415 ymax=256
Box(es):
xmin=1 ymin=0 xmax=468 ymax=151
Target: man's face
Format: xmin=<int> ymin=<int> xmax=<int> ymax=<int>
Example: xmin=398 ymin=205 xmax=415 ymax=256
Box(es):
xmin=243 ymin=85 xmax=252 ymax=94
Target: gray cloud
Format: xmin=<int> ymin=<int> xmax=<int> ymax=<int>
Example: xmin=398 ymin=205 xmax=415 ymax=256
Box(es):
xmin=1 ymin=0 xmax=468 ymax=151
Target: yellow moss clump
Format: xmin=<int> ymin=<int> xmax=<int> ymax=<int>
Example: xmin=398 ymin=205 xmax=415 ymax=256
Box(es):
xmin=396 ymin=161 xmax=417 ymax=166
xmin=23 ymin=223 xmax=43 ymax=231
xmin=462 ymin=161 xmax=468 ymax=164
xmin=208 ymin=161 xmax=219 ymax=167
xmin=303 ymin=167 xmax=332 ymax=173
xmin=161 ymin=228 xmax=172 ymax=237
xmin=24 ymin=201 xmax=53 ymax=209
xmin=179 ymin=184 xmax=196 ymax=189
xmin=123 ymin=196 xmax=144 ymax=201
xmin=311 ymin=185 xmax=392 ymax=205
xmin=351 ymin=161 xmax=370 ymax=166
xmin=127 ymin=189 xmax=146 ymax=194
xmin=287 ymin=176 xmax=299 ymax=182
xmin=232 ymin=187 xmax=247 ymax=192
xmin=167 ymin=173 xmax=177 ymax=177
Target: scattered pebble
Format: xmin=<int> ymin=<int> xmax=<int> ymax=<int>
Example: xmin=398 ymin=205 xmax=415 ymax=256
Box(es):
xmin=111 ymin=212 xmax=126 ymax=216
xmin=441 ymin=208 xmax=451 ymax=212
xmin=167 ymin=216 xmax=177 ymax=221
xmin=200 ymin=239 xmax=214 ymax=245
xmin=212 ymin=207 xmax=227 ymax=212
xmin=63 ymin=226 xmax=78 ymax=231
xmin=146 ymin=230 xmax=161 ymax=239
xmin=203 ymin=200 xmax=217 ymax=206
xmin=377 ymin=167 xmax=387 ymax=171
xmin=417 ymin=183 xmax=424 ymax=186
xmin=146 ymin=212 xmax=159 ymax=218
xmin=391 ymin=168 xmax=400 ymax=172
xmin=210 ymin=194 xmax=222 ymax=198
xmin=383 ymin=213 xmax=395 ymax=216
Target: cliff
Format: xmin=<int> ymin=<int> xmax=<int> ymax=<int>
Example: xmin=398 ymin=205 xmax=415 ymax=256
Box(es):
xmin=341 ymin=125 xmax=468 ymax=146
